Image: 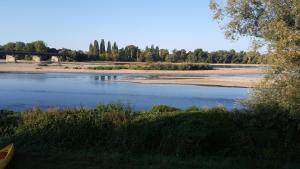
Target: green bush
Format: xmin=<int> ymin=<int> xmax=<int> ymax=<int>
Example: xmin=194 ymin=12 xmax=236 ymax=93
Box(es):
xmin=0 ymin=110 xmax=20 ymax=137
xmin=149 ymin=105 xmax=181 ymax=113
xmin=1 ymin=104 xmax=299 ymax=160
xmin=185 ymin=106 xmax=200 ymax=112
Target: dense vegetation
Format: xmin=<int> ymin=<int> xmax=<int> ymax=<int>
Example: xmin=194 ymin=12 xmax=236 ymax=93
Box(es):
xmin=0 ymin=40 xmax=264 ymax=63
xmin=0 ymin=104 xmax=299 ymax=168
xmin=0 ymin=41 xmax=88 ymax=62
xmin=210 ymin=0 xmax=299 ymax=117
xmin=0 ymin=0 xmax=298 ymax=168
xmin=87 ymin=40 xmax=265 ymax=63
xmin=89 ymin=63 xmax=213 ymax=70
xmin=11 ymin=153 xmax=296 ymax=169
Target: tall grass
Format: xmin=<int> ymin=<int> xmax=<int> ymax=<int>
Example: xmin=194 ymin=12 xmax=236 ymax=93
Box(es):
xmin=0 ymin=110 xmax=19 ymax=138
xmin=0 ymin=104 xmax=299 ymax=160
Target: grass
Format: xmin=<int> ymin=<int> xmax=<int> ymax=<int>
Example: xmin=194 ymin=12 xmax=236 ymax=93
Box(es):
xmin=1 ymin=104 xmax=300 ymax=168
xmin=8 ymin=152 xmax=300 ymax=169
xmin=88 ymin=63 xmax=213 ymax=71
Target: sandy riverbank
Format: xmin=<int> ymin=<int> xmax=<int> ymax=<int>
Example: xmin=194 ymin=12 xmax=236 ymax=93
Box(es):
xmin=116 ymin=77 xmax=261 ymax=88
xmin=0 ymin=61 xmax=264 ymax=87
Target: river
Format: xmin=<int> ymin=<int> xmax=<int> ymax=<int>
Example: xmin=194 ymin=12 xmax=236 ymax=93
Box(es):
xmin=0 ymin=72 xmax=249 ymax=111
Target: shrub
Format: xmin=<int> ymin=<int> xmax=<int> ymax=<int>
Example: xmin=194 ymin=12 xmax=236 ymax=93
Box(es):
xmin=1 ymin=103 xmax=299 ymax=160
xmin=149 ymin=105 xmax=181 ymax=113
xmin=0 ymin=110 xmax=19 ymax=137
xmin=185 ymin=106 xmax=200 ymax=112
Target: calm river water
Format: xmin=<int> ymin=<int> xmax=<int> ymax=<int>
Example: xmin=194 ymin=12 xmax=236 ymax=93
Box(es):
xmin=0 ymin=73 xmax=249 ymax=111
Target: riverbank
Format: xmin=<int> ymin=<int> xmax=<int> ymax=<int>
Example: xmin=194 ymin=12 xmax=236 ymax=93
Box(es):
xmin=116 ymin=77 xmax=260 ymax=88
xmin=0 ymin=61 xmax=264 ymax=87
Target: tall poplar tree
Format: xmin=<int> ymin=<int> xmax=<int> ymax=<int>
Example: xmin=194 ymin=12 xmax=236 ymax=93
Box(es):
xmin=107 ymin=41 xmax=112 ymax=54
xmin=112 ymin=42 xmax=118 ymax=51
xmin=112 ymin=42 xmax=119 ymax=61
xmin=93 ymin=40 xmax=100 ymax=58
xmin=88 ymin=43 xmax=94 ymax=60
xmin=100 ymin=39 xmax=106 ymax=54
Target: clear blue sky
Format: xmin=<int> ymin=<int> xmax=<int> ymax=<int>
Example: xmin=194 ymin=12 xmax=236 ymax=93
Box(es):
xmin=0 ymin=0 xmax=251 ymax=52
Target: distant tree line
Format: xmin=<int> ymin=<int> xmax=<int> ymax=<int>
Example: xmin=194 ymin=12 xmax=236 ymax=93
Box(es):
xmin=0 ymin=41 xmax=88 ymax=61
xmin=89 ymin=39 xmax=265 ymax=63
xmin=0 ymin=40 xmax=265 ymax=63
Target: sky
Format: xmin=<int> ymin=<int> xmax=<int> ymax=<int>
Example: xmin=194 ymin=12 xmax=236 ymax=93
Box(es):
xmin=0 ymin=0 xmax=252 ymax=52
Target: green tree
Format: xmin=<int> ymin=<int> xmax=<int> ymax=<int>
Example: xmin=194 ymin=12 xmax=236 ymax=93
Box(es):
xmin=15 ymin=42 xmax=26 ymax=59
xmin=167 ymin=49 xmax=186 ymax=62
xmin=4 ymin=42 xmax=16 ymax=51
xmin=155 ymin=46 xmax=160 ymax=59
xmin=118 ymin=48 xmax=126 ymax=61
xmin=144 ymin=51 xmax=155 ymax=62
xmin=0 ymin=45 xmax=4 ymax=59
xmin=125 ymin=45 xmax=139 ymax=61
xmin=15 ymin=42 xmax=25 ymax=51
xmin=32 ymin=41 xmax=47 ymax=53
xmin=187 ymin=49 xmax=206 ymax=63
xmin=112 ymin=42 xmax=119 ymax=61
xmin=232 ymin=51 xmax=246 ymax=63
xmin=107 ymin=41 xmax=112 ymax=54
xmin=180 ymin=49 xmax=187 ymax=62
xmin=166 ymin=49 xmax=177 ymax=62
xmin=25 ymin=43 xmax=35 ymax=52
xmin=58 ymin=48 xmax=88 ymax=62
xmin=112 ymin=42 xmax=118 ymax=51
xmin=106 ymin=41 xmax=112 ymax=60
xmin=196 ymin=49 xmax=208 ymax=62
xmin=100 ymin=39 xmax=106 ymax=54
xmin=88 ymin=43 xmax=95 ymax=60
xmin=210 ymin=0 xmax=300 ymax=116
xmin=159 ymin=49 xmax=169 ymax=61
xmin=93 ymin=40 xmax=100 ymax=59
xmin=143 ymin=45 xmax=160 ymax=62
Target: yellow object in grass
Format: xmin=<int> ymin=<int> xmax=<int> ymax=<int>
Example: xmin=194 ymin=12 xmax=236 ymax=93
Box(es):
xmin=0 ymin=144 xmax=14 ymax=169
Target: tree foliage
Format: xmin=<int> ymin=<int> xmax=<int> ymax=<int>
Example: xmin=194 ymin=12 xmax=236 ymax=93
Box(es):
xmin=210 ymin=0 xmax=300 ymax=116
xmin=100 ymin=39 xmax=106 ymax=54
xmin=93 ymin=40 xmax=100 ymax=58
xmin=1 ymin=39 xmax=265 ymax=64
xmin=59 ymin=49 xmax=88 ymax=62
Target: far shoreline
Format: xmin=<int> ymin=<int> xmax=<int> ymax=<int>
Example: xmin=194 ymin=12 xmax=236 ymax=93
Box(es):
xmin=0 ymin=61 xmax=264 ymax=88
